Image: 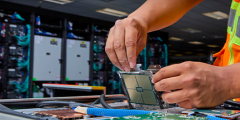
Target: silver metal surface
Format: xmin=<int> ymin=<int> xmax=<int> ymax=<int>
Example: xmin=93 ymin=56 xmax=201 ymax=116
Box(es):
xmin=0 ymin=112 xmax=34 ymax=120
xmin=0 ymin=94 xmax=124 ymax=103
xmin=66 ymin=39 xmax=90 ymax=81
xmin=33 ymin=35 xmax=62 ymax=81
xmin=147 ymin=65 xmax=161 ymax=74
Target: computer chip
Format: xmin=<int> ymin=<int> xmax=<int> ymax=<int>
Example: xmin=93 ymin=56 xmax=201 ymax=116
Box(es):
xmin=118 ymin=71 xmax=160 ymax=107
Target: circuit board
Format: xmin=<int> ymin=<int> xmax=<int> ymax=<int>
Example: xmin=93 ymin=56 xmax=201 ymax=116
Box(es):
xmin=104 ymin=113 xmax=208 ymax=120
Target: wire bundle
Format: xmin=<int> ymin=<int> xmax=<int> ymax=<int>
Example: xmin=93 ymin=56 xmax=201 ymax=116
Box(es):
xmin=9 ymin=13 xmax=31 ymax=97
xmin=14 ymin=25 xmax=31 ymax=47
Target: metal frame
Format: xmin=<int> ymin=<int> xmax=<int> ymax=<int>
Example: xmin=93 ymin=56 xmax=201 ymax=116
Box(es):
xmin=2 ymin=22 xmax=10 ymax=99
xmin=61 ymin=18 xmax=67 ymax=84
xmin=118 ymin=70 xmax=163 ymax=109
xmin=89 ymin=23 xmax=94 ymax=86
xmin=29 ymin=12 xmax=35 ymax=98
xmin=0 ymin=94 xmax=124 ymax=103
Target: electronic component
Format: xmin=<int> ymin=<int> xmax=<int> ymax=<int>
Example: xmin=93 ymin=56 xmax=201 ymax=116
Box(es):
xmin=9 ymin=46 xmax=22 ymax=55
xmin=8 ymin=68 xmax=21 ymax=77
xmin=8 ymin=56 xmax=19 ymax=67
xmin=104 ymin=112 xmax=208 ymax=120
xmin=34 ymin=109 xmax=84 ymax=119
xmin=118 ymin=64 xmax=162 ymax=109
xmin=184 ymin=109 xmax=240 ymax=119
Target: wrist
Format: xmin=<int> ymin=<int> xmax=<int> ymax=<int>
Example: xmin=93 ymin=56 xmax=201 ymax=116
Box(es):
xmin=127 ymin=15 xmax=149 ymax=32
xmin=219 ymin=65 xmax=239 ymax=100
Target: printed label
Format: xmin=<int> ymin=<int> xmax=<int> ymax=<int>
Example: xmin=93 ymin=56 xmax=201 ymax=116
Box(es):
xmin=8 ymin=69 xmax=15 ymax=71
xmin=9 ymin=46 xmax=16 ymax=49
xmin=10 ymin=24 xmax=17 ymax=27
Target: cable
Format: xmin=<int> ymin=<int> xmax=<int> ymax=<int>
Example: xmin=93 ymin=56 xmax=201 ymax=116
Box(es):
xmin=10 ymin=76 xmax=29 ymax=93
xmin=93 ymin=43 xmax=101 ymax=53
xmin=93 ymin=62 xmax=103 ymax=71
xmin=11 ymin=12 xmax=25 ymax=21
xmin=100 ymin=94 xmax=112 ymax=109
xmin=91 ymin=98 xmax=100 ymax=105
xmin=73 ymin=107 xmax=156 ymax=117
xmin=163 ymin=44 xmax=168 ymax=66
xmin=91 ymin=96 xmax=127 ymax=106
xmin=105 ymin=96 xmax=127 ymax=100
xmin=36 ymin=101 xmax=100 ymax=108
xmin=9 ymin=24 xmax=31 ymax=97
xmin=37 ymin=96 xmax=127 ymax=109
xmin=36 ymin=101 xmax=74 ymax=108
xmin=69 ymin=103 xmax=100 ymax=108
xmin=14 ymin=24 xmax=31 ymax=47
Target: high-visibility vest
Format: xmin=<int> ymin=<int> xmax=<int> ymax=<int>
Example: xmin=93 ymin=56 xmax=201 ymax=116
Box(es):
xmin=213 ymin=0 xmax=240 ymax=66
xmin=213 ymin=0 xmax=240 ymax=101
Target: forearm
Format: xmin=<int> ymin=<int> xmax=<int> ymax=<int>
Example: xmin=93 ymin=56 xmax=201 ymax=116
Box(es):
xmin=220 ymin=63 xmax=240 ymax=99
xmin=128 ymin=0 xmax=203 ymax=32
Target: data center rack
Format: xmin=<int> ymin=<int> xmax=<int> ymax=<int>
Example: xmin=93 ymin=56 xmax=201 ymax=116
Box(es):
xmin=91 ymin=25 xmax=108 ymax=88
xmin=31 ymin=13 xmax=64 ymax=96
xmin=147 ymin=31 xmax=169 ymax=68
xmin=64 ymin=19 xmax=91 ymax=84
xmin=0 ymin=10 xmax=31 ymax=99
xmin=0 ymin=1 xmax=169 ymax=97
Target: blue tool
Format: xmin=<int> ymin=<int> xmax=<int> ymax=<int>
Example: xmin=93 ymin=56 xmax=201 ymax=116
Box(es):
xmin=73 ymin=107 xmax=156 ymax=117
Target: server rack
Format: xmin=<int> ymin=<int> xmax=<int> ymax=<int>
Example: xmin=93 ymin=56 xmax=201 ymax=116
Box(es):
xmin=0 ymin=1 xmax=169 ymax=98
xmin=0 ymin=9 xmax=31 ymax=99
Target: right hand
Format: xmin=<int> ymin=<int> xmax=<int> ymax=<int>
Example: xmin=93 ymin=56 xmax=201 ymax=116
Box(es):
xmin=105 ymin=18 xmax=148 ymax=72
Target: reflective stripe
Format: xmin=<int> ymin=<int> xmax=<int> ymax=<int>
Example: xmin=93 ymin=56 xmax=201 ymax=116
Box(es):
xmin=236 ymin=16 xmax=240 ymax=38
xmin=227 ymin=26 xmax=233 ymax=35
xmin=228 ymin=9 xmax=236 ymax=31
xmin=229 ymin=7 xmax=240 ymax=65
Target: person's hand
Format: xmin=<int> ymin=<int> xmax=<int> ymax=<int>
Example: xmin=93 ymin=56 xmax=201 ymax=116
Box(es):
xmin=105 ymin=18 xmax=148 ymax=72
xmin=152 ymin=61 xmax=233 ymax=109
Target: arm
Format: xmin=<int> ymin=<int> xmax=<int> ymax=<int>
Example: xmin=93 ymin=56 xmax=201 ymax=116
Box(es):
xmin=105 ymin=0 xmax=203 ymax=72
xmin=221 ymin=63 xmax=240 ymax=99
xmin=129 ymin=0 xmax=203 ymax=32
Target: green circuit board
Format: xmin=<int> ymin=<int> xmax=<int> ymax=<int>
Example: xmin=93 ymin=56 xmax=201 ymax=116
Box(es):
xmin=104 ymin=113 xmax=208 ymax=120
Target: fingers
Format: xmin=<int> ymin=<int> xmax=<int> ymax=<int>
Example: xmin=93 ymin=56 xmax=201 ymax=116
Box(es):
xmin=152 ymin=63 xmax=182 ymax=83
xmin=114 ymin=20 xmax=130 ymax=72
xmin=177 ymin=100 xmax=193 ymax=109
xmin=154 ymin=76 xmax=184 ymax=91
xmin=105 ymin=27 xmax=124 ymax=71
xmin=125 ymin=24 xmax=138 ymax=68
xmin=162 ymin=90 xmax=189 ymax=104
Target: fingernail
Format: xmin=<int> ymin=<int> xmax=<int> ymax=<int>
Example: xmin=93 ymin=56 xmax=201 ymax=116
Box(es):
xmin=119 ymin=67 xmax=124 ymax=71
xmin=165 ymin=90 xmax=171 ymax=93
xmin=151 ymin=79 xmax=154 ymax=83
xmin=130 ymin=62 xmax=135 ymax=68
xmin=124 ymin=67 xmax=130 ymax=72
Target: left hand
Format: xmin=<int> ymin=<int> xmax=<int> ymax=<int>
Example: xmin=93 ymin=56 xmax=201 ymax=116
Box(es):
xmin=152 ymin=61 xmax=233 ymax=109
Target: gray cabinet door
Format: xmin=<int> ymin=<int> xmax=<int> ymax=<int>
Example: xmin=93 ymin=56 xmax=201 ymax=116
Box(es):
xmin=66 ymin=39 xmax=90 ymax=81
xmin=33 ymin=35 xmax=62 ymax=81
